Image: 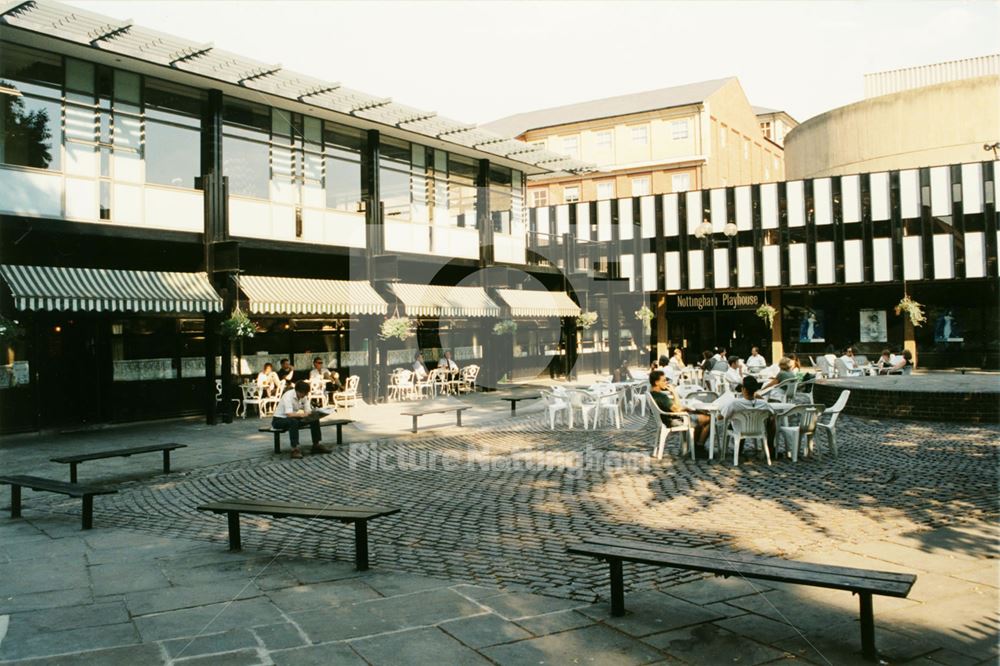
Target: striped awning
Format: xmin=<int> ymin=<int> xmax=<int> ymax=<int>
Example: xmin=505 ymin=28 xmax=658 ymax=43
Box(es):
xmin=0 ymin=264 xmax=222 ymax=313
xmin=240 ymin=276 xmax=387 ymax=316
xmin=496 ymin=289 xmax=581 ymax=318
xmin=391 ymin=283 xmax=501 ymax=318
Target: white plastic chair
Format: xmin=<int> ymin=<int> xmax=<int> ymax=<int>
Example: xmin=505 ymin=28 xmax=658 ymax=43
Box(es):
xmin=792 ymin=377 xmax=817 ymax=404
xmin=333 ymin=375 xmax=360 ymax=410
xmin=817 ymin=389 xmax=850 ymax=457
xmin=628 ymin=382 xmax=649 ymax=417
xmin=722 ymin=407 xmax=773 ymax=466
xmin=646 ymin=393 xmax=694 ymax=460
xmin=540 ymin=389 xmax=570 ymax=429
xmin=564 ymin=389 xmax=598 ymax=429
xmin=835 ymin=357 xmax=862 ymax=377
xmin=761 ymin=377 xmax=799 ymax=403
xmin=388 ymin=369 xmax=415 ymax=401
xmin=307 ymin=377 xmax=328 ymax=408
xmin=776 ymin=404 xmax=820 ymax=462
xmin=592 ymin=388 xmax=623 ymax=429
xmin=458 ymin=365 xmax=479 ymax=394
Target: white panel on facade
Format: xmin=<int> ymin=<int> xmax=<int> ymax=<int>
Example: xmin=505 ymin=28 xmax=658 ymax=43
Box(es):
xmin=873 ymin=238 xmax=893 ymax=282
xmin=435 ymin=226 xmax=478 ymax=260
xmin=229 ymin=197 xmax=271 ymax=238
xmin=271 ymin=204 xmax=297 ymax=240
xmin=302 ymin=183 xmax=324 ymax=209
xmin=145 ymin=187 xmax=203 ymax=232
xmin=735 ymin=186 xmax=752 ymax=231
xmin=663 ymin=194 xmax=679 ymax=236
xmin=841 ymin=174 xmax=861 ymax=223
xmin=933 ymin=234 xmax=954 ymax=279
xmin=665 ymin=251 xmax=681 ymax=290
xmin=642 ymin=252 xmax=657 ymax=290
xmin=814 ymin=178 xmax=832 ymax=225
xmin=535 ymin=206 xmax=550 ymax=236
xmin=737 ymin=246 xmax=754 ymax=288
xmin=0 ymin=168 xmax=63 ymax=217
xmin=687 ymin=249 xmax=705 ymax=290
xmin=930 ymin=166 xmax=952 ymax=218
xmin=66 ymin=143 xmax=97 ymax=177
xmin=575 ymin=203 xmax=590 ymax=241
xmin=903 ymin=236 xmax=922 ymax=281
xmin=640 ymin=195 xmax=656 ymax=238
xmin=844 ymin=240 xmax=864 ymax=283
xmin=113 ymin=153 xmax=143 ymax=183
xmin=789 ymin=243 xmax=807 ymax=284
xmin=112 ymin=183 xmax=142 ymax=225
xmin=710 ymin=188 xmax=727 ymax=232
xmin=962 ymin=163 xmax=983 ymax=214
xmin=621 ymin=254 xmax=635 ymax=291
xmin=870 ymin=172 xmax=891 ymax=220
xmin=762 ymin=245 xmax=780 ymax=286
xmin=713 ymin=247 xmax=729 ymax=289
xmin=618 ymin=198 xmax=634 ymax=241
xmin=494 ymin=235 xmax=526 ymax=264
xmin=686 ymin=190 xmax=702 ymax=235
xmin=597 ymin=200 xmax=612 ymax=241
xmin=301 ymin=207 xmax=324 ymax=242
xmin=786 ymin=181 xmax=805 ymax=227
xmin=816 ymin=241 xmax=835 ymax=284
xmin=555 ymin=204 xmax=570 ymax=236
xmin=964 ymin=231 xmax=986 ymax=278
xmin=325 ymin=211 xmax=366 ymax=248
xmin=899 ymin=169 xmax=920 ymax=219
xmin=65 ymin=178 xmax=98 ymax=220
xmin=761 ymin=183 xmax=778 ymax=229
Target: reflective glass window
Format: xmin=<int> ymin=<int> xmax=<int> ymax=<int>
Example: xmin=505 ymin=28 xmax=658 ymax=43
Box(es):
xmin=0 ymin=95 xmax=62 ymax=170
xmin=0 ymin=43 xmax=62 ymax=97
xmin=380 ymin=136 xmax=411 ymax=221
xmin=489 ymin=163 xmax=512 ymax=234
xmin=324 ymin=122 xmax=364 ymax=212
xmin=146 ymin=122 xmax=200 ymax=188
xmin=448 ymin=154 xmax=477 ymax=228
xmin=223 ymin=97 xmax=269 ymax=198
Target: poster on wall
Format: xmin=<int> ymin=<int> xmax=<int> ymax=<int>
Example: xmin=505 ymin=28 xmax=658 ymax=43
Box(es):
xmin=798 ymin=309 xmax=826 ymax=343
xmin=934 ymin=310 xmax=963 ymax=342
xmin=859 ymin=309 xmax=887 ymax=342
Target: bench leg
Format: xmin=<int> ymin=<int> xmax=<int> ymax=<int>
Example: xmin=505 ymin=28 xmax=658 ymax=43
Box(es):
xmin=456 ymin=410 xmax=463 ymax=427
xmin=859 ymin=592 xmax=876 ymax=661
xmin=81 ymin=495 xmax=93 ymax=530
xmin=163 ymin=450 xmax=171 ymax=475
xmin=10 ymin=484 xmax=21 ymax=518
xmin=354 ymin=519 xmax=369 ymax=571
xmin=336 ymin=424 xmax=343 ymax=445
xmin=411 ymin=416 xmax=418 ymax=433
xmin=70 ymin=462 xmax=78 ymax=484
xmin=227 ymin=511 xmax=242 ymax=551
xmin=609 ymin=558 xmax=625 ymax=616
xmin=273 ymin=432 xmax=281 ymax=454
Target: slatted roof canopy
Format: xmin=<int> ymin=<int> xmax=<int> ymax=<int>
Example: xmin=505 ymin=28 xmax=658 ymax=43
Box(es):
xmin=98 ymin=24 xmax=207 ymax=65
xmin=495 ymin=289 xmax=581 ymax=318
xmin=239 ymin=276 xmax=387 ymax=316
xmin=390 ymin=283 xmax=501 ymax=318
xmin=0 ymin=264 xmax=223 ymax=313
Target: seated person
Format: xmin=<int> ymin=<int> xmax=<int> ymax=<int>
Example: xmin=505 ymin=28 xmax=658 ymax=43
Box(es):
xmin=649 ymin=370 xmax=711 ymax=457
xmin=745 ymin=346 xmax=767 ymax=370
xmin=721 ymin=375 xmax=776 ymax=456
xmin=271 ymin=380 xmax=332 ymax=459
xmin=699 ymin=350 xmax=715 ymax=373
xmin=412 ymin=352 xmax=429 ymax=381
xmin=888 ymin=349 xmax=913 ymax=374
xmin=787 ymin=353 xmax=815 ymax=382
xmin=668 ymin=348 xmax=686 ymax=372
xmin=839 ymin=347 xmax=863 ymax=376
xmin=276 ymin=358 xmax=295 ymax=384
xmin=874 ymin=349 xmax=893 ymax=374
xmin=256 ymin=362 xmax=280 ymax=396
xmin=724 ymin=357 xmax=743 ymax=390
xmin=762 ymin=357 xmax=798 ymax=396
xmin=613 ymin=358 xmax=635 ymax=383
xmin=440 ymin=350 xmax=460 ymax=377
xmin=310 ymin=357 xmax=341 ymax=393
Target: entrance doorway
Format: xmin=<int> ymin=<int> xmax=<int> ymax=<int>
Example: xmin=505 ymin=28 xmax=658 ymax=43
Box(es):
xmin=665 ymin=310 xmax=769 ymax=363
xmin=38 ymin=317 xmax=106 ymax=427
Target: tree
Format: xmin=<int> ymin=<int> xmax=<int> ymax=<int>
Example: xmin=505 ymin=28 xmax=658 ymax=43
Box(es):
xmin=2 ymin=84 xmax=54 ymax=169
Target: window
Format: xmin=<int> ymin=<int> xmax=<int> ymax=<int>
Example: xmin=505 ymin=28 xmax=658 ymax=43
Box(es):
xmin=630 ymin=125 xmax=648 ymax=145
xmin=631 ymin=177 xmax=650 ymax=196
xmin=145 ymin=78 xmax=202 ymax=188
xmin=764 ymin=166 xmax=770 ymax=180
xmin=325 ymin=122 xmax=364 ymax=212
xmin=719 ymin=125 xmax=727 ymax=148
xmin=671 ymin=173 xmax=690 ymax=192
xmin=596 ymin=181 xmax=615 ymax=200
xmin=561 ymin=135 xmax=579 ymax=157
xmin=671 ymin=120 xmax=688 ymax=140
xmin=775 ymin=123 xmax=784 ymax=142
xmin=595 ymin=130 xmax=612 ymax=149
xmin=448 ymin=154 xmax=477 ymax=228
xmin=761 ymin=121 xmax=772 ymax=139
xmin=0 ymin=44 xmax=62 ymax=172
xmin=223 ymin=97 xmax=270 ymax=199
xmin=380 ymin=136 xmax=412 ymax=221
xmin=530 ymin=188 xmax=548 ymax=207
xmin=490 ymin=163 xmax=513 ymax=234
xmin=744 ymin=139 xmax=750 ymax=160
xmin=563 ymin=185 xmax=580 ymax=203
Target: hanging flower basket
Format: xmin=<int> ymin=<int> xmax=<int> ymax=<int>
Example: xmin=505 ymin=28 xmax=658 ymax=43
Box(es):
xmin=379 ymin=316 xmax=415 ymax=341
xmin=492 ymin=319 xmax=518 ymax=336
xmin=756 ymin=303 xmax=777 ymax=329
xmin=576 ymin=311 xmax=599 ymax=330
xmin=895 ymin=296 xmax=927 ymax=327
xmin=220 ymin=308 xmax=256 ymax=339
xmin=634 ymin=305 xmax=655 ymax=323
xmin=0 ymin=315 xmax=25 ymax=347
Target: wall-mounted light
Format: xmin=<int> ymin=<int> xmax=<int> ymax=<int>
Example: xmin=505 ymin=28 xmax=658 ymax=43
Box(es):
xmin=53 ymin=325 xmax=62 ymax=333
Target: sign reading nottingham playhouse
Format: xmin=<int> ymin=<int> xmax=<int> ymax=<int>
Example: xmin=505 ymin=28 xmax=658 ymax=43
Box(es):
xmin=669 ymin=292 xmax=765 ymax=311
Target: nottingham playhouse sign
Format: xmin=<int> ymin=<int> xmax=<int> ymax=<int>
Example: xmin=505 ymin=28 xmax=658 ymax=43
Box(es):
xmin=670 ymin=292 xmax=764 ymax=311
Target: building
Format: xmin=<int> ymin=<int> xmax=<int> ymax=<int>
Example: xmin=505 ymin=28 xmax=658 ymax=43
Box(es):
xmin=484 ymin=78 xmax=793 ymax=206
xmin=785 ymin=55 xmax=1000 ymax=179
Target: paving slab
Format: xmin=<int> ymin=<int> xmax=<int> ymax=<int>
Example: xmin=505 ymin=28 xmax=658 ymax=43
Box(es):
xmin=132 ymin=597 xmax=286 ymax=642
xmin=88 ymin=561 xmax=172 ymax=595
xmin=0 ymin=642 xmax=165 ymax=665
xmin=513 ymin=608 xmax=597 ymax=636
xmin=642 ymin=622 xmax=788 ymax=665
xmin=0 ymin=621 xmax=140 ymax=661
xmin=6 ymin=600 xmax=129 ymax=634
xmin=251 ymin=622 xmax=308 ymax=651
xmin=265 ymin=579 xmax=381 ymax=613
xmin=124 ymin=580 xmax=263 ymax=617
xmin=660 ymin=574 xmax=769 ymax=605
xmin=160 ymin=628 xmax=259 ymax=658
xmin=0 ymin=587 xmax=93 ymax=614
xmin=440 ymin=612 xmax=534 ymax=648
xmin=470 ymin=590 xmax=583 ymax=620
xmin=480 ymin=624 xmax=665 ymax=665
xmin=350 ymin=626 xmax=491 ymax=665
xmin=578 ymin=590 xmax=726 ymax=637
xmin=269 ymin=642 xmax=367 ymax=666
xmin=713 ymin=609 xmax=806 ymax=643
xmin=774 ymin=619 xmax=939 ymax=665
xmin=172 ymin=648 xmax=265 ymax=665
xmin=0 ymin=561 xmax=90 ymax=597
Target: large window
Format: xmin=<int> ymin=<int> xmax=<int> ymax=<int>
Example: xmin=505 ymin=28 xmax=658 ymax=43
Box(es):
xmin=596 ymin=181 xmax=615 ymax=200
xmin=325 ymin=122 xmax=364 ymax=212
xmin=145 ymin=78 xmax=202 ymax=188
xmin=490 ymin=164 xmax=513 ymax=234
xmin=671 ymin=120 xmax=689 ymax=140
xmin=630 ymin=125 xmax=648 ymax=145
xmin=563 ymin=185 xmax=580 ymax=203
xmin=223 ymin=97 xmax=270 ymax=199
xmin=448 ymin=154 xmax=477 ymax=228
xmin=0 ymin=43 xmax=62 ymax=171
xmin=379 ymin=136 xmax=412 ymax=221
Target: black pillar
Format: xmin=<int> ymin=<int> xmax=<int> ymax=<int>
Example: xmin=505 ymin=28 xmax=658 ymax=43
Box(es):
xmin=362 ymin=130 xmax=382 ymax=401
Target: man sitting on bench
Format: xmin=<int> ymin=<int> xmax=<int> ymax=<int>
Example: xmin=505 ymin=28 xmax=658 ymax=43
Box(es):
xmin=272 ymin=380 xmax=332 ymax=459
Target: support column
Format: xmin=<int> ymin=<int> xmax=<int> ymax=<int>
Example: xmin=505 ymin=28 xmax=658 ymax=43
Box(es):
xmin=656 ymin=294 xmax=668 ymax=360
xmin=769 ymin=289 xmax=783 ymax=363
xmin=903 ymin=317 xmax=917 ymax=368
xmin=362 ymin=130 xmax=383 ymax=402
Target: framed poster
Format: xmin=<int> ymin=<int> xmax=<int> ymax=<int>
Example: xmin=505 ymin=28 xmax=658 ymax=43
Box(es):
xmin=934 ymin=311 xmax=964 ymax=342
xmin=798 ymin=309 xmax=825 ymax=343
xmin=859 ymin=309 xmax=887 ymax=342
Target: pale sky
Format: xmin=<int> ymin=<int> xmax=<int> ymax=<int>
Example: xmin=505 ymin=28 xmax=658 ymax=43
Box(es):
xmin=71 ymin=0 xmax=999 ymax=127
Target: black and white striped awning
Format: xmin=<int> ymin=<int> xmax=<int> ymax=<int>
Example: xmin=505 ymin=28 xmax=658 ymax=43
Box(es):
xmin=240 ymin=276 xmax=387 ymax=316
xmin=0 ymin=264 xmax=223 ymax=313
xmin=390 ymin=283 xmax=501 ymax=318
xmin=495 ymin=289 xmax=581 ymax=318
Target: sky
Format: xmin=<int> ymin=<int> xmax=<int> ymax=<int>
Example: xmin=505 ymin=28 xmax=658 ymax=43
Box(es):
xmin=69 ymin=0 xmax=999 ymax=128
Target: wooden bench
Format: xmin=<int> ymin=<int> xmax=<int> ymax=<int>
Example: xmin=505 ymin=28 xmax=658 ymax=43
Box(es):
xmin=196 ymin=498 xmax=399 ymax=570
xmin=259 ymin=419 xmax=353 ymax=454
xmin=0 ymin=475 xmax=117 ymax=530
xmin=399 ymin=398 xmax=471 ymax=433
xmin=568 ymin=536 xmax=917 ymax=661
xmin=50 ymin=443 xmax=188 ymax=483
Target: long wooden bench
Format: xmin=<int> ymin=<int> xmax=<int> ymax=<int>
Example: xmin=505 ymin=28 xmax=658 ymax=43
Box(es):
xmin=0 ymin=475 xmax=117 ymax=530
xmin=51 ymin=443 xmax=188 ymax=483
xmin=196 ymin=498 xmax=399 ymax=570
xmin=568 ymin=536 xmax=917 ymax=662
xmin=258 ymin=419 xmax=353 ymax=454
xmin=399 ymin=398 xmax=471 ymax=433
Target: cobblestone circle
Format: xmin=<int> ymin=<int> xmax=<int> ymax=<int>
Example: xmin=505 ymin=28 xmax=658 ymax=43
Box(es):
xmin=31 ymin=412 xmax=1000 ymax=601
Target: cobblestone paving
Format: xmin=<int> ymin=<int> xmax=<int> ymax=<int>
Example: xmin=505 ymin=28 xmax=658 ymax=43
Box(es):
xmin=27 ymin=412 xmax=1000 ymax=601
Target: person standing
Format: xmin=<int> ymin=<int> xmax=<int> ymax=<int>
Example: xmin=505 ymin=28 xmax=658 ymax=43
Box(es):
xmin=272 ymin=380 xmax=331 ymax=459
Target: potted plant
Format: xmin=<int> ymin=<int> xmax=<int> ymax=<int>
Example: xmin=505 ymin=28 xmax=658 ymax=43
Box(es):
xmin=895 ymin=296 xmax=926 ymax=327
xmin=492 ymin=319 xmax=518 ymax=335
xmin=0 ymin=314 xmax=24 ymax=347
xmin=634 ymin=305 xmax=655 ymax=334
xmin=379 ymin=316 xmax=415 ymax=341
xmin=755 ymin=303 xmax=777 ymax=329
xmin=576 ymin=311 xmax=599 ymax=330
xmin=221 ymin=308 xmax=256 ymax=339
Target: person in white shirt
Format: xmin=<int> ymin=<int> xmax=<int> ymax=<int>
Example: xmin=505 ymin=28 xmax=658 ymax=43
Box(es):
xmin=310 ymin=357 xmax=341 ymax=393
xmin=256 ymin=362 xmax=280 ymax=397
xmin=745 ymin=347 xmax=767 ymax=370
xmin=667 ymin=348 xmax=686 ymax=372
xmin=720 ymin=376 xmax=776 ymax=459
xmin=412 ymin=352 xmax=429 ymax=381
xmin=724 ymin=357 xmax=744 ymax=391
xmin=711 ymin=348 xmax=729 ymax=372
xmin=838 ymin=348 xmax=863 ymax=377
xmin=441 ymin=350 xmax=459 ymax=376
xmin=272 ymin=380 xmax=330 ymax=459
